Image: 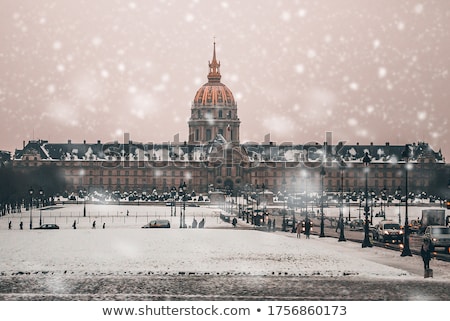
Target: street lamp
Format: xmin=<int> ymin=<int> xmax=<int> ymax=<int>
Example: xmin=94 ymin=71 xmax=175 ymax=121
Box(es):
xmin=319 ymin=166 xmax=326 ymax=238
xmin=291 ymin=175 xmax=297 ymax=226
xmin=29 ymin=187 xmax=34 ymax=229
xmin=83 ymin=189 xmax=87 ymax=217
xmin=179 ymin=182 xmax=187 ymax=228
xmin=255 ymin=184 xmax=260 ymax=220
xmin=170 ymin=186 xmax=176 ymax=216
xmin=338 ymin=160 xmax=346 ymax=242
xmin=362 ymin=152 xmax=373 ymax=248
xmin=401 ymin=145 xmax=413 ymax=257
xmin=282 ymin=178 xmax=287 ymax=231
xmin=261 ymin=183 xmax=266 ymax=211
xmin=39 ymin=189 xmax=44 ymax=226
xmin=396 ymin=186 xmax=402 ymax=225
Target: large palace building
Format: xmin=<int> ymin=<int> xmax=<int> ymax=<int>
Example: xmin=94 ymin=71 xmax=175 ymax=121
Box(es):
xmin=10 ymin=44 xmax=448 ymax=198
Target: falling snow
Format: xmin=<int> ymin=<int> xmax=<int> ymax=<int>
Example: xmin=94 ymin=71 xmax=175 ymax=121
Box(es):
xmin=0 ymin=0 xmax=448 ymax=159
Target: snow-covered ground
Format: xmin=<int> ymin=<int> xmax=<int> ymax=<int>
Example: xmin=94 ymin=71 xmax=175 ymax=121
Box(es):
xmin=1 ymin=204 xmax=449 ymax=281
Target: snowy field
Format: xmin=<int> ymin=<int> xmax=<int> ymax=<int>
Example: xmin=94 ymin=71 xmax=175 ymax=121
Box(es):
xmin=1 ymin=204 xmax=450 ymax=302
xmin=1 ymin=204 xmax=449 ymax=278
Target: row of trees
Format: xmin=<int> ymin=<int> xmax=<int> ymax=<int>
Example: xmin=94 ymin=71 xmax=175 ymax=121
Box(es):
xmin=0 ymin=165 xmax=66 ymax=215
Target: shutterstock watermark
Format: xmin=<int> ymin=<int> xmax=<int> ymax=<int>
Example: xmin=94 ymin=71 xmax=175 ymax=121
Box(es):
xmin=99 ymin=132 xmax=347 ymax=169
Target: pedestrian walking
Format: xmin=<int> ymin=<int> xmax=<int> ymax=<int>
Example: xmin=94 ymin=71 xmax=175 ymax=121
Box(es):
xmin=19 ymin=221 xmax=23 ymax=230
xmin=92 ymin=221 xmax=96 ymax=229
xmin=421 ymin=238 xmax=432 ymax=276
xmin=232 ymin=217 xmax=237 ymax=228
xmin=296 ymin=222 xmax=302 ymax=238
xmin=305 ymin=219 xmax=311 ymax=239
xmin=102 ymin=222 xmax=106 ymax=229
xmin=199 ymin=218 xmax=205 ymax=228
xmin=8 ymin=221 xmax=12 ymax=230
xmin=72 ymin=220 xmax=77 ymax=229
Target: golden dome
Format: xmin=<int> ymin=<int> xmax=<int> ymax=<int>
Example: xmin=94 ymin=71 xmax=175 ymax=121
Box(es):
xmin=193 ymin=42 xmax=236 ymax=107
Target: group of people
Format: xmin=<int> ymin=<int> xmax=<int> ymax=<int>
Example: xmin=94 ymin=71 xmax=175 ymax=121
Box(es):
xmin=191 ymin=218 xmax=205 ymax=228
xmin=296 ymin=219 xmax=312 ymax=239
xmin=8 ymin=221 xmax=24 ymax=229
xmin=266 ymin=218 xmax=276 ymax=231
xmin=71 ymin=220 xmax=106 ymax=229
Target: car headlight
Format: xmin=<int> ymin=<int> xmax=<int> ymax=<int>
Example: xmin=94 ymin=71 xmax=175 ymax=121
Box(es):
xmin=432 ymin=238 xmax=437 ymax=242
xmin=384 ymin=231 xmax=389 ymax=235
xmin=399 ymin=230 xmax=404 ymax=234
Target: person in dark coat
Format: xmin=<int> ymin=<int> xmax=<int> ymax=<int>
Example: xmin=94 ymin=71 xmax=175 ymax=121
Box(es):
xmin=198 ymin=218 xmax=205 ymax=228
xmin=421 ymin=238 xmax=432 ymax=271
xmin=232 ymin=217 xmax=237 ymax=227
xmin=72 ymin=220 xmax=77 ymax=229
xmin=304 ymin=219 xmax=312 ymax=239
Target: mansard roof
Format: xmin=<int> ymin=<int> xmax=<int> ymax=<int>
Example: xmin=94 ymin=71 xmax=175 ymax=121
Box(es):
xmin=13 ymin=139 xmax=445 ymax=164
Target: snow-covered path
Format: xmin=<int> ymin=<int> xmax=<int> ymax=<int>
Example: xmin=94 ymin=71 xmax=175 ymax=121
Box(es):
xmin=1 ymin=204 xmax=449 ymax=301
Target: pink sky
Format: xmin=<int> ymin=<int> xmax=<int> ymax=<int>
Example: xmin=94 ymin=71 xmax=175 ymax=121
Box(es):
xmin=0 ymin=0 xmax=449 ymax=158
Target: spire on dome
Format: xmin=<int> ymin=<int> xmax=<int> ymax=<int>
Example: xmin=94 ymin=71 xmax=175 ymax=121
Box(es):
xmin=208 ymin=41 xmax=221 ymax=83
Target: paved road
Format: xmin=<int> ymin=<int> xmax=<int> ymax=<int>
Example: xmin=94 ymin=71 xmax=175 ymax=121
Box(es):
xmin=1 ymin=274 xmax=449 ymax=301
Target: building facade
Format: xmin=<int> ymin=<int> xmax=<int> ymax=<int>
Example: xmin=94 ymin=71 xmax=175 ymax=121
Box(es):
xmin=11 ymin=44 xmax=448 ymax=199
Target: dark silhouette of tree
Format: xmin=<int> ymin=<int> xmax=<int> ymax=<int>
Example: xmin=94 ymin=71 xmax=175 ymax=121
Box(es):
xmin=0 ymin=165 xmax=65 ymax=214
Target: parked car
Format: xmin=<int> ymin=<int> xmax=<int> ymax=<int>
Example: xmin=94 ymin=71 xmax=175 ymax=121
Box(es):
xmin=349 ymin=219 xmax=364 ymax=231
xmin=187 ymin=203 xmax=200 ymax=207
xmin=423 ymin=226 xmax=450 ymax=252
xmin=372 ymin=220 xmax=403 ymax=243
xmin=33 ymin=224 xmax=59 ymax=230
xmin=283 ymin=218 xmax=297 ymax=232
xmin=142 ymin=219 xmax=171 ymax=228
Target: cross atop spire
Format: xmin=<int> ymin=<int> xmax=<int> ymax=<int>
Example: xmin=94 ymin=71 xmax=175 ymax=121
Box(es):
xmin=208 ymin=40 xmax=221 ymax=83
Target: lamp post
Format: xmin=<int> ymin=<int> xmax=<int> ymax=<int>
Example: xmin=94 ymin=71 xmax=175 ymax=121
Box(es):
xmin=29 ymin=187 xmax=34 ymax=229
xmin=179 ymin=181 xmax=187 ymax=228
xmin=170 ymin=186 xmax=176 ymax=216
xmin=83 ymin=189 xmax=87 ymax=217
xmin=282 ymin=178 xmax=287 ymax=231
xmin=319 ymin=166 xmax=326 ymax=238
xmin=257 ymin=184 xmax=261 ymax=214
xmin=396 ymin=186 xmax=402 ymax=225
xmin=291 ymin=176 xmax=296 ymax=228
xmin=401 ymin=145 xmax=413 ymax=257
xmin=39 ymin=189 xmax=44 ymax=226
xmin=362 ymin=152 xmax=373 ymax=248
xmin=338 ymin=161 xmax=346 ymax=242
